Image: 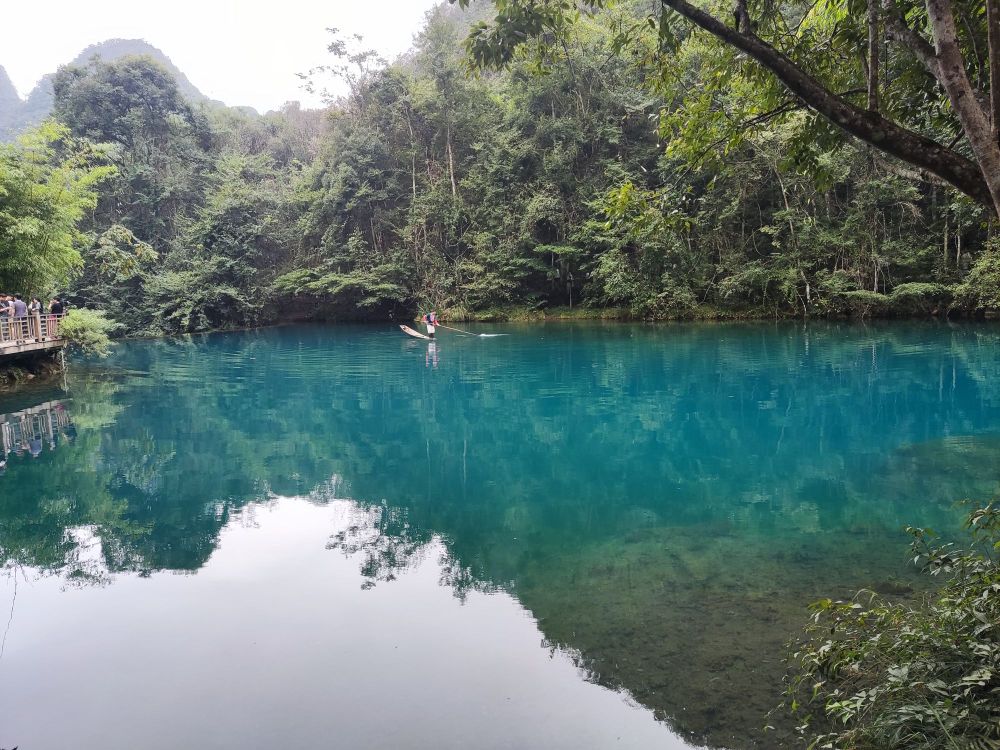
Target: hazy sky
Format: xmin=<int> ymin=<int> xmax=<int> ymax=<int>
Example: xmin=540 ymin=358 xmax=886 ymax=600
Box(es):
xmin=1 ymin=0 xmax=442 ymax=112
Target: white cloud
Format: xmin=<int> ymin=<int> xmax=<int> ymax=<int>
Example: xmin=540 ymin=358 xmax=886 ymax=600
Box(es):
xmin=0 ymin=0 xmax=441 ymax=112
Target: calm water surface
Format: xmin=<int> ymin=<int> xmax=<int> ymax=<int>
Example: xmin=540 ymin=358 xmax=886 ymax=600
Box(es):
xmin=2 ymin=322 xmax=1000 ymax=749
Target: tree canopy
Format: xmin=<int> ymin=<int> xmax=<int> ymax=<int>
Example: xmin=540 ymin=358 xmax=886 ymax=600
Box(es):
xmin=456 ymin=0 xmax=1000 ymax=216
xmin=0 ymin=121 xmax=113 ymax=293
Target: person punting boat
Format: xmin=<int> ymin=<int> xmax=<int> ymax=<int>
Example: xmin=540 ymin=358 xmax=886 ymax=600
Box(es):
xmin=421 ymin=311 xmax=438 ymax=339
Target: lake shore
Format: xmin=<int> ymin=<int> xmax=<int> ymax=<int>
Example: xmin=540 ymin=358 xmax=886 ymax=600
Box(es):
xmin=439 ymin=302 xmax=994 ymax=322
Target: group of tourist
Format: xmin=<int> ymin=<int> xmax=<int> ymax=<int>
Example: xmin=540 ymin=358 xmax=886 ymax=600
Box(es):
xmin=0 ymin=294 xmax=66 ymax=342
xmin=0 ymin=294 xmax=65 ymax=318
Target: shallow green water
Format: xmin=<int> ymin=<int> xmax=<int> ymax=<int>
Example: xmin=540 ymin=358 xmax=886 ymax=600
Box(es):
xmin=2 ymin=322 xmax=1000 ymax=749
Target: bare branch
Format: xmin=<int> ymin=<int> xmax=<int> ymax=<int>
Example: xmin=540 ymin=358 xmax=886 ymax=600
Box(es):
xmin=881 ymin=0 xmax=941 ymax=79
xmin=873 ymin=155 xmax=950 ymax=185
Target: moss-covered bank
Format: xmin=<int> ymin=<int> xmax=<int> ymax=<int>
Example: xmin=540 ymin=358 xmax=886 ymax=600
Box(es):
xmin=0 ymin=352 xmax=64 ymax=391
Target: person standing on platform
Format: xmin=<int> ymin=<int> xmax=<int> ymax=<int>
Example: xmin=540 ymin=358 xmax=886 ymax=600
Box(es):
xmin=27 ymin=297 xmax=42 ymax=339
xmin=12 ymin=295 xmax=27 ymax=342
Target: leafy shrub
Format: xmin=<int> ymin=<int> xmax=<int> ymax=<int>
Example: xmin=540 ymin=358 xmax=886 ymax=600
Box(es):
xmin=59 ymin=308 xmax=118 ymax=356
xmin=889 ymin=283 xmax=955 ymax=315
xmin=146 ymin=265 xmax=258 ymax=335
xmin=650 ymin=273 xmax=698 ymax=316
xmin=958 ymin=241 xmax=1000 ymax=311
xmin=587 ymin=246 xmax=653 ymax=311
xmin=717 ymin=261 xmax=785 ymax=305
xmin=814 ymin=269 xmax=861 ymax=297
xmin=812 ymin=270 xmax=860 ymax=315
xmin=840 ymin=290 xmax=890 ymax=317
xmin=784 ymin=504 xmax=1000 ymax=750
xmin=273 ymin=263 xmax=412 ymax=318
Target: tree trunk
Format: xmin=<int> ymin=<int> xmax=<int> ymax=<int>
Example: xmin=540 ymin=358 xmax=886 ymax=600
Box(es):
xmin=405 ymin=110 xmax=417 ymax=201
xmin=924 ymin=0 xmax=1000 ymax=215
xmin=412 ymin=154 xmax=418 ymax=201
xmin=446 ymin=122 xmax=457 ymax=198
xmin=867 ymin=0 xmax=880 ymax=111
xmin=988 ymin=0 xmax=1000 ymax=145
xmin=776 ymin=170 xmax=798 ymax=247
xmin=943 ymin=214 xmax=949 ymax=268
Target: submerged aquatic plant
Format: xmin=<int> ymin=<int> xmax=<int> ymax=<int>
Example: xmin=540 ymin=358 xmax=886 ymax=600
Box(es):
xmin=784 ymin=503 xmax=1000 ymax=750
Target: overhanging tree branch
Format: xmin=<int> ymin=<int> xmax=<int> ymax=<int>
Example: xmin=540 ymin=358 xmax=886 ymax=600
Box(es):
xmin=658 ymin=0 xmax=995 ymax=211
xmin=681 ymin=88 xmax=867 ymax=174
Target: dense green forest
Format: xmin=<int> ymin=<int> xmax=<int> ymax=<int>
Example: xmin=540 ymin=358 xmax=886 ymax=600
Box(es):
xmin=3 ymin=0 xmax=1000 ymax=336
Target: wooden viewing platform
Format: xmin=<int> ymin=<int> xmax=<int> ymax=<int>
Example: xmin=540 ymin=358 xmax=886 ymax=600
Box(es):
xmin=0 ymin=314 xmax=68 ymax=361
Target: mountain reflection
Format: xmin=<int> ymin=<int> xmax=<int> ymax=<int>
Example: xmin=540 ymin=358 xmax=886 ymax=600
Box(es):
xmin=1 ymin=322 xmax=1000 ymax=748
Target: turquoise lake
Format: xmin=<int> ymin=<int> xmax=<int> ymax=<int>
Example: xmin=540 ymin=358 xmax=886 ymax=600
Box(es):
xmin=2 ymin=322 xmax=1000 ymax=749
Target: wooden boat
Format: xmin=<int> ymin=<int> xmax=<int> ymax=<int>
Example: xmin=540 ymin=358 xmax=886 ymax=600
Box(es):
xmin=400 ymin=324 xmax=431 ymax=340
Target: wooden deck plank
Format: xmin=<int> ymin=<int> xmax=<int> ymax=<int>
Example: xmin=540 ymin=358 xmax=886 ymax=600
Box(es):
xmin=0 ymin=339 xmax=66 ymax=360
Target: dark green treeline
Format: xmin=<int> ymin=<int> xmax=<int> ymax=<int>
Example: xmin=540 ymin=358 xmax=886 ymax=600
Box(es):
xmin=19 ymin=1 xmax=1000 ymax=332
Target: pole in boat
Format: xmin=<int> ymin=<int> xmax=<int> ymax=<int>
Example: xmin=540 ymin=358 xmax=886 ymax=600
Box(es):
xmin=436 ymin=323 xmax=508 ymax=337
xmin=435 ymin=323 xmax=476 ymax=336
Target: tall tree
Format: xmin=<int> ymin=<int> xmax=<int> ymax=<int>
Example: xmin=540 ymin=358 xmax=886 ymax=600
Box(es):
xmin=53 ymin=55 xmax=214 ymax=247
xmin=0 ymin=122 xmax=113 ymax=293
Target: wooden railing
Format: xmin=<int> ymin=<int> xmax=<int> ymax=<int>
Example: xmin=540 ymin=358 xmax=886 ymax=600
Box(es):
xmin=0 ymin=313 xmax=67 ymax=351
